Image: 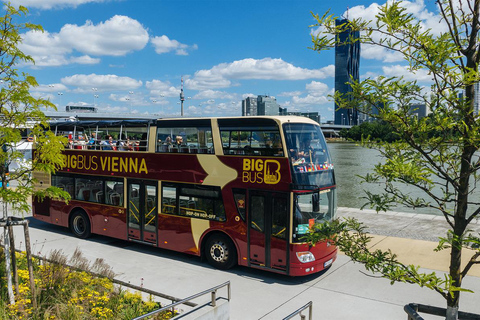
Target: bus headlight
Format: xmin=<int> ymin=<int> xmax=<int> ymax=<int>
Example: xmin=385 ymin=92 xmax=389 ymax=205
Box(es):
xmin=296 ymin=251 xmax=315 ymax=263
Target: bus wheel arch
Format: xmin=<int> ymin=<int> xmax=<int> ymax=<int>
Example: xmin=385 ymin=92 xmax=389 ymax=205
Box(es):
xmin=69 ymin=209 xmax=92 ymax=239
xmin=202 ymin=232 xmax=237 ymax=270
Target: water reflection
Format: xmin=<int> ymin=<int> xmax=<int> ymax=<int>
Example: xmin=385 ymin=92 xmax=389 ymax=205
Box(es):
xmin=328 ymin=142 xmax=438 ymax=215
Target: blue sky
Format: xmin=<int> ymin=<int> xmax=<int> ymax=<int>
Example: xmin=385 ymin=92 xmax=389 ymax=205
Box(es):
xmin=10 ymin=0 xmax=439 ymax=120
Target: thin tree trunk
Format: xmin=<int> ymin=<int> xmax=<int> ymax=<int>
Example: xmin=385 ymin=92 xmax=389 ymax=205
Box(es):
xmin=23 ymin=221 xmax=37 ymax=309
xmin=8 ymin=224 xmax=19 ymax=296
xmin=3 ymin=223 xmax=15 ymax=304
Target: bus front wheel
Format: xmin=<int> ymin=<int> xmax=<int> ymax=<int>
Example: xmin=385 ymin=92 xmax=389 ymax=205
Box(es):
xmin=70 ymin=211 xmax=91 ymax=239
xmin=204 ymin=234 xmax=237 ymax=270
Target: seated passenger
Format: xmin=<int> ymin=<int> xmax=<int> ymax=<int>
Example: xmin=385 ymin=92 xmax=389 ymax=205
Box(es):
xmin=175 ymin=135 xmax=184 ymax=146
xmin=101 ymin=135 xmax=115 ymax=150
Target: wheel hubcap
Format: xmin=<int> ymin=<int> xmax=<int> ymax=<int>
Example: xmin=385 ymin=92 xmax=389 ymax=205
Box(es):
xmin=210 ymin=242 xmax=228 ymax=263
xmin=73 ymin=216 xmax=85 ymax=234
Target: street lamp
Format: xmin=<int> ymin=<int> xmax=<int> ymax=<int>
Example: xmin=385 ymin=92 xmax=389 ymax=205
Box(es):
xmin=92 ymin=88 xmax=97 ymax=106
xmin=57 ymin=92 xmax=63 ymax=107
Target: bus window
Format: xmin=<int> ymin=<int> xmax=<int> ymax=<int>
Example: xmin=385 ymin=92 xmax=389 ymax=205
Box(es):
xmin=218 ymin=119 xmax=283 ymax=156
xmin=105 ymin=180 xmax=124 ymax=206
xmin=162 ymin=185 xmax=177 ymax=214
xmin=250 ymin=196 xmax=265 ymax=232
xmin=156 ymin=125 xmax=214 ymax=154
xmin=52 ymin=175 xmax=74 ymax=198
xmin=162 ymin=183 xmax=226 ymax=221
xmin=272 ymin=197 xmax=287 ymax=239
xmin=292 ymin=189 xmax=336 ymax=242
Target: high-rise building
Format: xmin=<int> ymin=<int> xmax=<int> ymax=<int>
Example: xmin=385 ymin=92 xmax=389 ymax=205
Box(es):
xmin=474 ymin=82 xmax=480 ymax=115
xmin=242 ymin=97 xmax=258 ymax=116
xmin=409 ymin=104 xmax=429 ymax=119
xmin=334 ymin=18 xmax=360 ymax=125
xmin=257 ymin=95 xmax=281 ymax=115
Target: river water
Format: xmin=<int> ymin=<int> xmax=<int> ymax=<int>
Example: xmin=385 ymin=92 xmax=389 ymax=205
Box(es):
xmin=328 ymin=142 xmax=439 ymax=215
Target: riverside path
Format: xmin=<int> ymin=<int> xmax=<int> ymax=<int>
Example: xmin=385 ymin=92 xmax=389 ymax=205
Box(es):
xmin=6 ymin=207 xmax=480 ymax=319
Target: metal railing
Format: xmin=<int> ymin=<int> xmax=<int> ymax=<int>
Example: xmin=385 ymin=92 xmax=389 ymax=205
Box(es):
xmin=282 ymin=301 xmax=313 ymax=320
xmin=404 ymin=303 xmax=480 ymax=320
xmin=132 ymin=281 xmax=231 ymax=320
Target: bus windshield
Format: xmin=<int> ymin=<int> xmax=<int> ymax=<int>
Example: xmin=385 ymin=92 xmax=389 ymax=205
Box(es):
xmin=283 ymin=123 xmax=334 ymax=189
xmin=292 ymin=189 xmax=336 ymax=243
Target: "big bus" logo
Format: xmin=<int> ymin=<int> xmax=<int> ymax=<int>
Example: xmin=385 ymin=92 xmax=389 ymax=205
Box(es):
xmin=242 ymin=159 xmax=281 ymax=184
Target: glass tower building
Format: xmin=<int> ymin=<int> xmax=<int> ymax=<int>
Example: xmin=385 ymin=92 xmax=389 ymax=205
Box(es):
xmin=334 ymin=18 xmax=360 ymax=125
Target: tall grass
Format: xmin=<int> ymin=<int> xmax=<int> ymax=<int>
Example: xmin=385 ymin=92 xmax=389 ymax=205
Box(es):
xmin=0 ymin=247 xmax=175 ymax=319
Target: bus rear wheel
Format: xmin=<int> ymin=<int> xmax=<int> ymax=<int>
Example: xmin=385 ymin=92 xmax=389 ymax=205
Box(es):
xmin=205 ymin=234 xmax=237 ymax=270
xmin=70 ymin=211 xmax=91 ymax=239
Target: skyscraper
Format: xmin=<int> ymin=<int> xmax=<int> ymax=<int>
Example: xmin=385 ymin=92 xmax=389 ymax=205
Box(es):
xmin=334 ymin=18 xmax=360 ymax=125
xmin=257 ymin=95 xmax=281 ymax=115
xmin=242 ymin=97 xmax=258 ymax=116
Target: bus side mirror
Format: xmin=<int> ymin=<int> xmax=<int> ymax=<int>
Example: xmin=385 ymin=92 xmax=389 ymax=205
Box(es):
xmin=312 ymin=193 xmax=319 ymax=212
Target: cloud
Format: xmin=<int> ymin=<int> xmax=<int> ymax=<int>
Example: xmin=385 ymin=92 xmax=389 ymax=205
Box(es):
xmin=60 ymin=16 xmax=149 ymax=56
xmin=9 ymin=0 xmax=109 ymax=9
xmin=185 ymin=58 xmax=334 ymax=90
xmin=279 ymin=91 xmax=303 ymax=97
xmin=61 ymin=73 xmax=142 ymax=93
xmin=150 ymin=35 xmax=198 ymax=56
xmin=291 ymin=95 xmax=329 ymax=105
xmin=382 ymin=64 xmax=432 ymax=81
xmin=19 ymin=15 xmax=149 ymax=67
xmin=145 ymin=80 xmax=179 ymax=98
xmin=35 ymin=83 xmax=69 ymax=93
xmin=305 ymin=81 xmax=329 ymax=96
xmin=193 ymin=90 xmax=236 ymax=100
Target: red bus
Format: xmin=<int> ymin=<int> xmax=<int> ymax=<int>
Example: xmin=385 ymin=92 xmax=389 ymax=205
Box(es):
xmin=32 ymin=116 xmax=337 ymax=276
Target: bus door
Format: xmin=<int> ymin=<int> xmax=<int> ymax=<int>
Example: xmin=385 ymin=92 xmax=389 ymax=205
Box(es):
xmin=248 ymin=191 xmax=289 ymax=273
xmin=127 ymin=180 xmax=158 ymax=245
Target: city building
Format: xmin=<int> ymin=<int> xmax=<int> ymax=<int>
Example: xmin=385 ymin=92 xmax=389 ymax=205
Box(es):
xmin=409 ymin=103 xmax=429 ymax=119
xmin=257 ymin=95 xmax=281 ymax=116
xmin=287 ymin=112 xmax=320 ymax=123
xmin=241 ymin=96 xmax=258 ymax=116
xmin=474 ymin=82 xmax=480 ymax=115
xmin=334 ymin=18 xmax=360 ymax=126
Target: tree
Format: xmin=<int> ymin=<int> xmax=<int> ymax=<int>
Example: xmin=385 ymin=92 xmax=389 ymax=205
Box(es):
xmin=0 ymin=2 xmax=67 ymax=305
xmin=309 ymin=1 xmax=480 ymax=319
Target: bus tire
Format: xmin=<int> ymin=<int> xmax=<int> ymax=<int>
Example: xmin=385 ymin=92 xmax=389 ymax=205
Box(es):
xmin=204 ymin=234 xmax=237 ymax=270
xmin=70 ymin=210 xmax=91 ymax=239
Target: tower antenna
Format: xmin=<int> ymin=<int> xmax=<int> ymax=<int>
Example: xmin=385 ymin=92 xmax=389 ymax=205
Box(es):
xmin=180 ymin=77 xmax=185 ymax=117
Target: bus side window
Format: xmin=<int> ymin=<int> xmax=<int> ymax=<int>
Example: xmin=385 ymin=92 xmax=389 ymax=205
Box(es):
xmin=162 ymin=185 xmax=177 ymax=214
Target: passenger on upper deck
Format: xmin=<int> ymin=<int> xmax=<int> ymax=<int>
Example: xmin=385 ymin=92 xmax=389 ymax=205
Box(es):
xmin=101 ymin=135 xmax=115 ymax=150
xmin=175 ymin=136 xmax=184 ymax=146
xmin=117 ymin=134 xmax=128 ymax=151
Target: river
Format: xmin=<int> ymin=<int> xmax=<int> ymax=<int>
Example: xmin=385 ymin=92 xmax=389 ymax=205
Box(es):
xmin=328 ymin=142 xmax=440 ymax=215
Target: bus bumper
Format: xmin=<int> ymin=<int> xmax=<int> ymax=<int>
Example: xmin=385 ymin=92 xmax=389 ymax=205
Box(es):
xmin=289 ymin=247 xmax=337 ymax=276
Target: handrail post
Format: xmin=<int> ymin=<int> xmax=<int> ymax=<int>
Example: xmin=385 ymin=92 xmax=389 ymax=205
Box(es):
xmin=211 ymin=290 xmax=216 ymax=307
xmin=309 ymin=302 xmax=313 ymax=320
xmin=227 ymin=282 xmax=231 ymax=301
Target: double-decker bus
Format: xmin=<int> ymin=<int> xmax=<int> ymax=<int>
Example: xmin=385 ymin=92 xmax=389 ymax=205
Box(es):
xmin=32 ymin=116 xmax=337 ymax=276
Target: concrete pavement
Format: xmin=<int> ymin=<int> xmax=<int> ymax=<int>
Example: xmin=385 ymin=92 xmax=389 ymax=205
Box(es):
xmin=3 ymin=207 xmax=480 ymax=319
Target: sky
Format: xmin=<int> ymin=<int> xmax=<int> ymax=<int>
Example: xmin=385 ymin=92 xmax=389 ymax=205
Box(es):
xmin=8 ymin=0 xmax=441 ymax=121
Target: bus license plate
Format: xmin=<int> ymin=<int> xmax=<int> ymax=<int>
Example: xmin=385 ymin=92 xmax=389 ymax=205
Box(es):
xmin=324 ymin=258 xmax=333 ymax=268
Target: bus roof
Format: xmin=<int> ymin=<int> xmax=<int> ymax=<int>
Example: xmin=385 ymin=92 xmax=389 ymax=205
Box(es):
xmin=49 ymin=116 xmax=319 ymax=130
xmin=49 ymin=119 xmax=155 ymax=130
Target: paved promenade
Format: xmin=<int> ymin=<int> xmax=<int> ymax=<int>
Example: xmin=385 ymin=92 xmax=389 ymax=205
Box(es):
xmin=338 ymin=207 xmax=480 ymax=277
xmin=4 ymin=205 xmax=480 ymax=319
